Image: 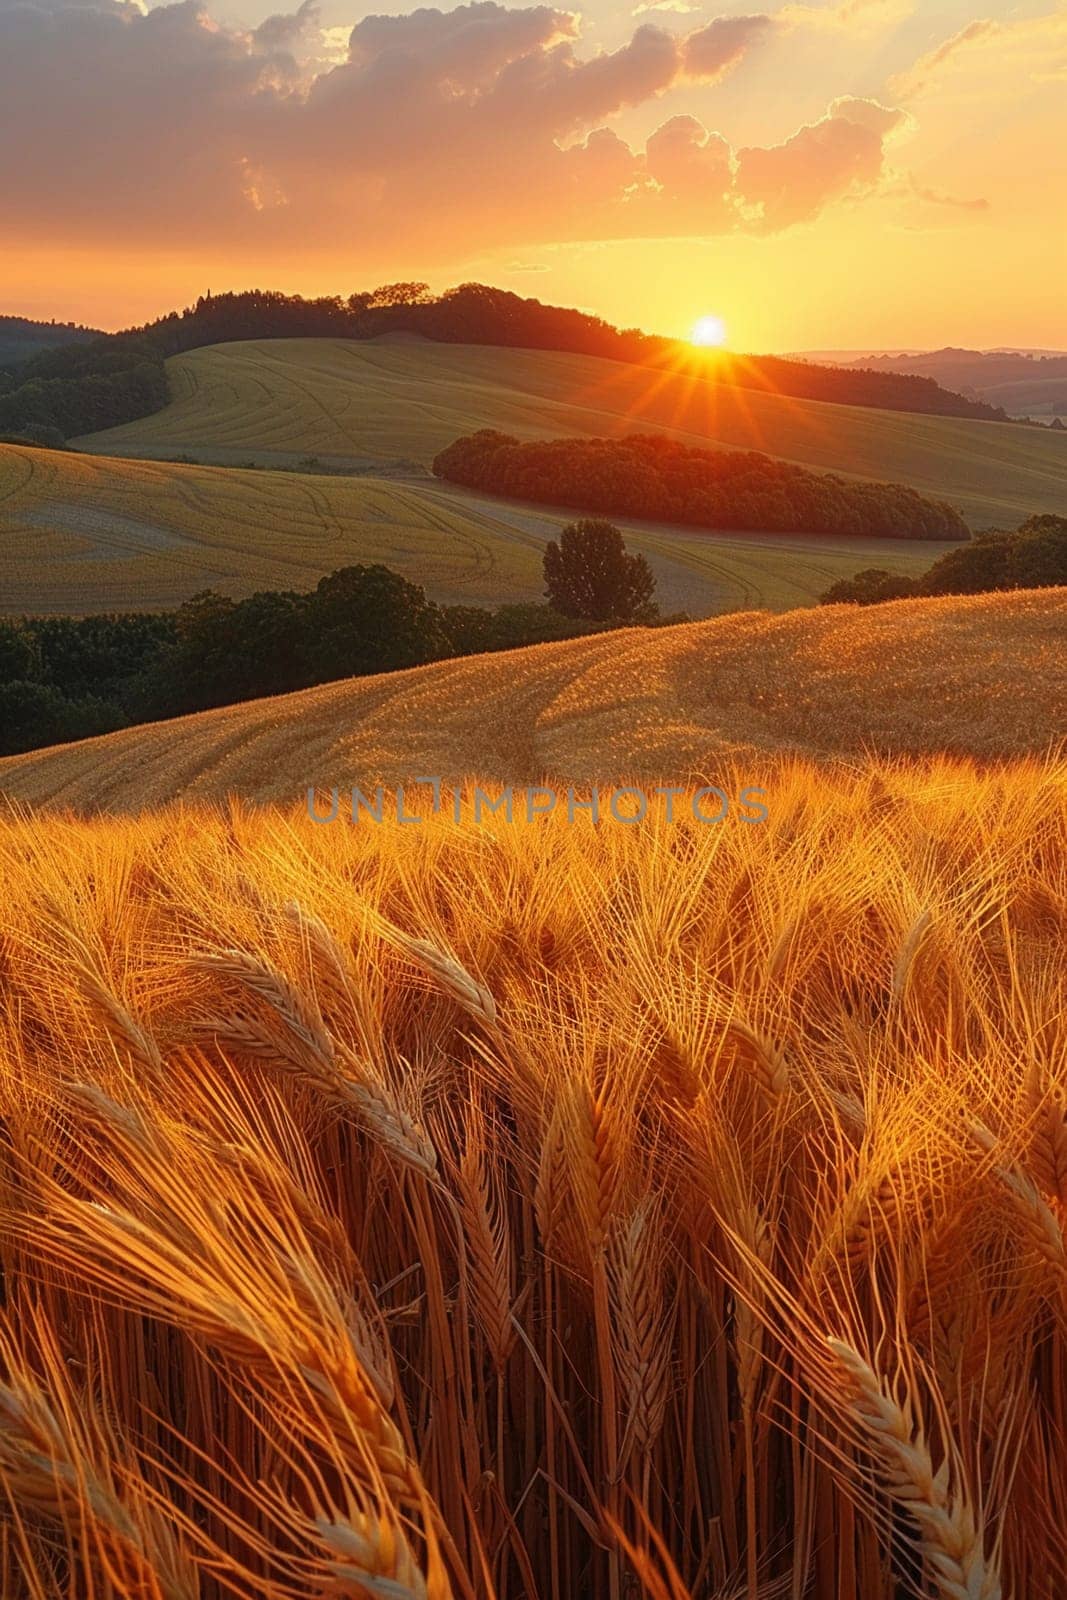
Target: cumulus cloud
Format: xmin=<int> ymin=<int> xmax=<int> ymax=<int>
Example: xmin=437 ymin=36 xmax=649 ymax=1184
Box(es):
xmin=735 ymin=98 xmax=908 ymax=229
xmin=345 ymin=2 xmax=578 ymax=82
xmin=252 ymin=0 xmax=318 ymax=55
xmin=0 ymin=0 xmax=293 ymax=237
xmin=0 ymin=0 xmax=908 ymax=261
xmin=683 ymin=13 xmax=771 ymax=80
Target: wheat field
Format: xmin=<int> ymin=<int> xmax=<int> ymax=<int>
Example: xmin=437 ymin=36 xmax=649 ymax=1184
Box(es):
xmin=1 ymin=751 xmax=1065 ymax=1599
xmin=76 ymin=338 xmax=1067 ymax=530
xmin=1 ymin=587 xmax=1063 ymax=810
xmin=0 ymin=442 xmax=543 ymax=614
xmin=0 ymin=441 xmax=953 ymax=619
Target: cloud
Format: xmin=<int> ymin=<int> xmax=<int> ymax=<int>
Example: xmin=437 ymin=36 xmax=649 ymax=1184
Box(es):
xmin=889 ymin=18 xmax=1000 ymax=99
xmin=889 ymin=8 xmax=1067 ymax=101
xmin=479 ymin=23 xmax=685 ymax=134
xmin=683 ymin=13 xmax=771 ymax=80
xmin=878 ymin=173 xmax=991 ymax=228
xmin=345 ymin=2 xmax=579 ymax=83
xmin=643 ymin=115 xmax=735 ymax=225
xmin=0 ymin=0 xmax=296 ymax=237
xmin=252 ymin=0 xmax=318 ymax=56
xmin=0 ymin=0 xmax=909 ymax=263
xmin=910 ymin=183 xmax=989 ymax=213
xmin=735 ymin=97 xmax=907 ymax=229
xmin=632 ymin=0 xmax=701 ymax=15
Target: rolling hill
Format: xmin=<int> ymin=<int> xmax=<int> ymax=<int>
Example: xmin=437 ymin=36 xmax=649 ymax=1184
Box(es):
xmin=838 ymin=348 xmax=1067 ymax=421
xmin=0 ymin=441 xmax=954 ymax=618
xmin=76 ymin=337 xmax=1067 ymax=530
xmin=0 ymin=441 xmax=542 ymax=613
xmin=2 ymin=587 xmax=1062 ymax=812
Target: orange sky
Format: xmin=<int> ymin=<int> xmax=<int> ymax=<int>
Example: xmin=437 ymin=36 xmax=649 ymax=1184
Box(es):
xmin=2 ymin=0 xmax=1065 ymax=350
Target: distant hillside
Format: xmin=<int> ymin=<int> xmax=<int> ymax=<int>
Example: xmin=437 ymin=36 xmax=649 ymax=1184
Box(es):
xmin=0 ymin=314 xmax=100 ymax=367
xmin=75 ymin=338 xmax=1067 ymax=530
xmin=838 ymin=348 xmax=1067 ymax=421
xmin=2 ymin=587 xmax=1062 ymax=812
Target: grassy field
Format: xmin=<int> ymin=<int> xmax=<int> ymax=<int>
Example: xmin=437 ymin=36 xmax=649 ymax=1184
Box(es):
xmin=0 ymin=750 xmax=1064 ymax=1599
xmin=1 ymin=587 xmax=1062 ymax=810
xmin=0 ymin=441 xmax=953 ymax=617
xmin=77 ymin=335 xmax=1067 ymax=529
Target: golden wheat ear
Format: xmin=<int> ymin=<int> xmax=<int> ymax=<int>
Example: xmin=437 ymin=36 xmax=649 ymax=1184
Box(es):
xmin=375 ymin=919 xmax=499 ymax=1031
xmin=826 ymin=1339 xmax=1002 ymax=1600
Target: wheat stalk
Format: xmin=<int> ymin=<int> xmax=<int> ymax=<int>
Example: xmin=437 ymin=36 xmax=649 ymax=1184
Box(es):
xmin=828 ymin=1339 xmax=1002 ymax=1600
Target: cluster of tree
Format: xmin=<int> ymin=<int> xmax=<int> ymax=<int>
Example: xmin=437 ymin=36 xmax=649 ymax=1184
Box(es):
xmin=819 ymin=514 xmax=1067 ymax=605
xmin=0 ymin=335 xmax=168 ymax=443
xmin=432 ymin=430 xmax=971 ymax=542
xmin=0 ymin=531 xmax=673 ymax=756
xmin=0 ymin=282 xmax=1009 ymax=444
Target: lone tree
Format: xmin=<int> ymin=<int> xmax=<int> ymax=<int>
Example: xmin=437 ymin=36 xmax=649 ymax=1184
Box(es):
xmin=542 ymin=519 xmax=658 ymax=623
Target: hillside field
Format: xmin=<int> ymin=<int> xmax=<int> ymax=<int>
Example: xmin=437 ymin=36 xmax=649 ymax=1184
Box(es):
xmin=0 ymin=441 xmax=953 ymax=617
xmin=76 ymin=337 xmax=1067 ymax=530
xmin=2 ymin=587 xmax=1062 ymax=811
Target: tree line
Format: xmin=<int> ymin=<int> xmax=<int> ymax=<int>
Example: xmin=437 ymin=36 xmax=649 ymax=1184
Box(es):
xmin=0 ymin=532 xmax=680 ymax=757
xmin=819 ymin=514 xmax=1067 ymax=604
xmin=0 ymin=315 xmax=101 ymax=366
xmin=432 ymin=430 xmax=971 ymax=541
xmin=0 ymin=282 xmax=1009 ymax=446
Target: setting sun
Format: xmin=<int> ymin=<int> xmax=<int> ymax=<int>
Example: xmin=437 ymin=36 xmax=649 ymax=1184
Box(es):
xmin=691 ymin=314 xmax=727 ymax=347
